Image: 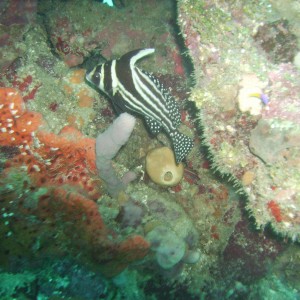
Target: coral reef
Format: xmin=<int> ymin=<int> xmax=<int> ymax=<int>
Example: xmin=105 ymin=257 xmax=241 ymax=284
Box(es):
xmin=0 ymin=88 xmax=149 ymax=280
xmin=1 ymin=0 xmax=300 ymax=298
xmin=177 ymin=0 xmax=300 ymax=241
xmin=1 ymin=155 xmax=149 ymax=278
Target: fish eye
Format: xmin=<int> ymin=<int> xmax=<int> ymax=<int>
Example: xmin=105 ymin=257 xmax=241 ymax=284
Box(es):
xmin=92 ymin=72 xmax=101 ymax=82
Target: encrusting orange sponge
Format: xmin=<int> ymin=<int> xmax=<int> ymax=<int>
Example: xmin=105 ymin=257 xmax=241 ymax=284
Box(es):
xmin=0 ymin=87 xmax=42 ymax=148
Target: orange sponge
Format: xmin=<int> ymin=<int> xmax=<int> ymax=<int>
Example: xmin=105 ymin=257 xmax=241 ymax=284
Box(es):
xmin=0 ymin=87 xmax=42 ymax=147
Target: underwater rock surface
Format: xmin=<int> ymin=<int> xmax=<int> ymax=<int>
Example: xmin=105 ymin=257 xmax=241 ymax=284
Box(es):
xmin=177 ymin=0 xmax=300 ymax=242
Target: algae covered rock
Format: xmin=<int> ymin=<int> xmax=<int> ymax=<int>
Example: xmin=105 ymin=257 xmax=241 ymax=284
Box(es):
xmin=249 ymin=118 xmax=300 ymax=164
xmin=177 ymin=0 xmax=300 ymax=241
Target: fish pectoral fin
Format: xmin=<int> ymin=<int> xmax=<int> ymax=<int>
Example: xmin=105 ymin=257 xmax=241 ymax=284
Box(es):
xmin=111 ymin=102 xmax=123 ymax=115
xmin=145 ymin=116 xmax=161 ymax=135
xmin=110 ymin=92 xmax=127 ymax=114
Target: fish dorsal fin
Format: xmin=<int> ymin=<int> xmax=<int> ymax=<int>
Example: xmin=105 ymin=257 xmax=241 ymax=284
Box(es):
xmin=118 ymin=48 xmax=155 ymax=68
xmin=161 ymin=89 xmax=181 ymax=128
xmin=170 ymin=130 xmax=194 ymax=163
xmin=145 ymin=116 xmax=162 ymax=135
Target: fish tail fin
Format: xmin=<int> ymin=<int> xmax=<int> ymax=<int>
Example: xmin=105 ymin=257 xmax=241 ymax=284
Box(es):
xmin=171 ymin=131 xmax=193 ymax=164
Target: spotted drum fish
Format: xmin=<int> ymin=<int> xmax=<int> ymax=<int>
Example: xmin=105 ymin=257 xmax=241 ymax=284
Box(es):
xmin=85 ymin=48 xmax=193 ymax=163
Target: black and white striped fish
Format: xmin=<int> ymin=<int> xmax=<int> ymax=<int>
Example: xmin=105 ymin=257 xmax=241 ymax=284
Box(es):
xmin=85 ymin=48 xmax=193 ymax=163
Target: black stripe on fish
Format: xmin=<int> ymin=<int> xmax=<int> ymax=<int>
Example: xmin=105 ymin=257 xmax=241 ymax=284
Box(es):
xmin=85 ymin=48 xmax=193 ymax=163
